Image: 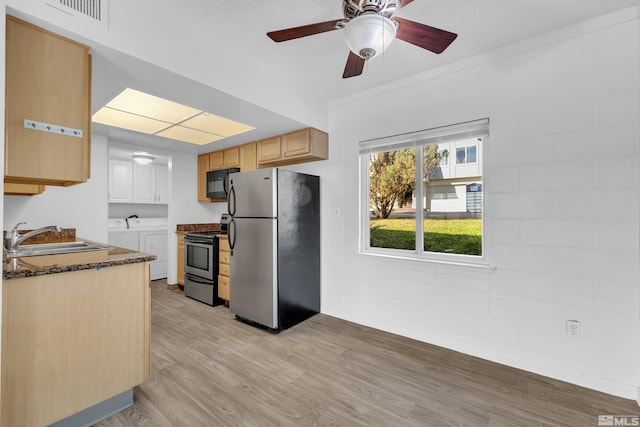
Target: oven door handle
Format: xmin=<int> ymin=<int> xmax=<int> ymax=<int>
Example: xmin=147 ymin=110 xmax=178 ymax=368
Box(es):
xmin=229 ymin=218 xmax=237 ymax=252
xmin=185 ymin=274 xmax=213 ymax=285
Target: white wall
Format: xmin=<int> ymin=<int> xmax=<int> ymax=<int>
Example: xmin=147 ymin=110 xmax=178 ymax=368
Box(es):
xmin=323 ymin=8 xmax=640 ymax=399
xmin=4 ymin=134 xmax=109 ymax=243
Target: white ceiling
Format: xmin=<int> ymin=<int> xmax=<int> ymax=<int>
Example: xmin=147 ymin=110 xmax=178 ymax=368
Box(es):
xmin=177 ymin=0 xmax=639 ymax=101
xmin=14 ymin=0 xmax=640 ymax=155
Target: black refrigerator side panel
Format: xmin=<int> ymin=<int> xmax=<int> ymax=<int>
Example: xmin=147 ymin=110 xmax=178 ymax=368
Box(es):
xmin=277 ymin=170 xmax=320 ymax=330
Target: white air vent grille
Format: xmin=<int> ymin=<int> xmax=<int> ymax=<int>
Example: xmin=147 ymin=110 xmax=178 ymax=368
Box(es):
xmin=47 ymin=0 xmax=105 ymax=22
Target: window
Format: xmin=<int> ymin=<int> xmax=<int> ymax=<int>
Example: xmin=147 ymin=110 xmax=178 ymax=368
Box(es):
xmin=360 ymin=119 xmax=488 ymax=260
xmin=439 ymin=149 xmax=449 ymax=166
xmin=456 ymin=144 xmax=477 ymax=164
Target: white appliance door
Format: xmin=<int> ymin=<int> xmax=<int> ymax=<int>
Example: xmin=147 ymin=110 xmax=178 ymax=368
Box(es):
xmin=229 ymin=217 xmax=278 ymax=329
xmin=139 ymin=230 xmax=168 ymax=280
xmin=228 ymin=168 xmax=277 ymax=218
xmin=107 ymin=231 xmax=139 ymax=251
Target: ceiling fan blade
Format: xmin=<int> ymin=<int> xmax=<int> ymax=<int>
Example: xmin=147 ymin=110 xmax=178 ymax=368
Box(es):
xmin=343 ymin=51 xmax=365 ymax=79
xmin=398 ymin=0 xmax=415 ymax=8
xmin=393 ymin=17 xmax=457 ymax=54
xmin=267 ymin=19 xmax=343 ymax=42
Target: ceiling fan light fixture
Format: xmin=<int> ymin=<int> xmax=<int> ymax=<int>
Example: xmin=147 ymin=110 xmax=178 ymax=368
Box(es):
xmin=343 ymin=14 xmax=396 ymax=60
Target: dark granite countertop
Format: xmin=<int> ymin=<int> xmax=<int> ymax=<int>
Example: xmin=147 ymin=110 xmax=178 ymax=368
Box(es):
xmin=175 ymin=223 xmax=221 ymax=233
xmin=3 ymin=240 xmax=156 ymax=281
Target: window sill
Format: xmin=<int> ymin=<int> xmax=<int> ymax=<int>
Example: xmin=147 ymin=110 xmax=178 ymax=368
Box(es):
xmin=360 ymin=249 xmax=497 ymax=271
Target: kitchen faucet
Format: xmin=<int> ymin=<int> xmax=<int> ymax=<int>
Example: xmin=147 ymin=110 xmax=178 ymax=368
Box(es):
xmin=125 ymin=215 xmax=139 ymax=229
xmin=5 ymin=222 xmax=62 ymax=254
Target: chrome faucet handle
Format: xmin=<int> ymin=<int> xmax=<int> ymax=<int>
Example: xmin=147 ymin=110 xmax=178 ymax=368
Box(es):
xmin=10 ymin=222 xmax=26 ymax=233
xmin=6 ymin=222 xmax=26 ymax=250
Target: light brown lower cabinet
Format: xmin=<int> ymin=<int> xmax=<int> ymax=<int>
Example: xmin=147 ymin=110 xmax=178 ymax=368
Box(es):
xmin=218 ymin=236 xmax=230 ymax=301
xmin=1 ymin=262 xmax=151 ymax=426
xmin=177 ymin=232 xmax=185 ymax=286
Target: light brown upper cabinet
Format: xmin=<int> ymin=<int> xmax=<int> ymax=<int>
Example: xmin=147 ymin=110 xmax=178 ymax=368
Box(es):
xmin=197 ymin=153 xmax=211 ymax=202
xmin=5 ymin=16 xmax=91 ymax=187
xmin=256 ymin=136 xmax=281 ymax=164
xmin=209 ymin=151 xmax=224 ymax=171
xmin=239 ymin=142 xmax=257 ymax=172
xmin=257 ymin=128 xmax=328 ymax=166
xmin=223 ymin=147 xmax=240 ymax=168
xmin=4 ymin=183 xmax=45 ymax=196
xmin=197 ymin=129 xmax=327 ymax=203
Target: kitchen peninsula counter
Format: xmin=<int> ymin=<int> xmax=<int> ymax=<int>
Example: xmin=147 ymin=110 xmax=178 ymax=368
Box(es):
xmin=1 ymin=240 xmax=152 ymax=426
xmin=3 ymin=242 xmax=156 ymax=280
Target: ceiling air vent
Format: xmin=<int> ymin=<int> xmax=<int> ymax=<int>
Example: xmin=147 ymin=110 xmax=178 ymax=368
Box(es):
xmin=45 ymin=0 xmax=108 ymax=26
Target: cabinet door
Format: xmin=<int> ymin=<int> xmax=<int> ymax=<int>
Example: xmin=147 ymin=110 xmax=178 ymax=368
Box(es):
xmin=209 ymin=151 xmax=224 ymax=170
xmin=132 ymin=164 xmax=155 ymax=203
xmin=257 ymin=137 xmax=281 ymax=164
xmin=5 ymin=16 xmax=91 ymax=186
xmin=108 ymin=160 xmax=133 ymax=203
xmin=177 ymin=233 xmax=185 ymax=285
xmin=197 ymin=154 xmax=210 ymax=202
xmin=223 ymin=147 xmax=240 ymax=168
xmin=282 ymin=129 xmax=311 ymax=159
xmin=239 ymin=143 xmax=257 ymax=172
xmin=140 ymin=231 xmax=168 ymax=280
xmin=218 ymin=275 xmax=230 ymax=301
xmin=155 ymin=165 xmax=169 ymax=203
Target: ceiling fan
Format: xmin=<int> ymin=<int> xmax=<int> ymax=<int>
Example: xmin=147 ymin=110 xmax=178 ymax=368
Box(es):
xmin=267 ymin=0 xmax=458 ymax=79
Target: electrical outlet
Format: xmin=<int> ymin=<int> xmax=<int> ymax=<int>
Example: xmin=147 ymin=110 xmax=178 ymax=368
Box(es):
xmin=566 ymin=320 xmax=580 ymax=337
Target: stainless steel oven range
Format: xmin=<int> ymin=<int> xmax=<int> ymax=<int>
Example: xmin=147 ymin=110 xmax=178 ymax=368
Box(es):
xmin=183 ymin=231 xmax=223 ymax=306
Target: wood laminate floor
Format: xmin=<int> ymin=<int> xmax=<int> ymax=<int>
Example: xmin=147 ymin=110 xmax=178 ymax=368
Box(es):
xmin=96 ymin=280 xmax=639 ymax=427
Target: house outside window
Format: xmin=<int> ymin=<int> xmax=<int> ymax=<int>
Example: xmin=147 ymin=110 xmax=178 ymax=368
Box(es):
xmin=456 ymin=144 xmax=477 ymax=164
xmin=439 ymin=149 xmax=449 ymax=166
xmin=360 ymin=119 xmax=488 ymax=261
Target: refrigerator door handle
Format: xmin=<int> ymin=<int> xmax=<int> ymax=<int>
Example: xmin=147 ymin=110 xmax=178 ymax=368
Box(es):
xmin=228 ymin=185 xmax=236 ymax=217
xmin=229 ymin=218 xmax=237 ymax=252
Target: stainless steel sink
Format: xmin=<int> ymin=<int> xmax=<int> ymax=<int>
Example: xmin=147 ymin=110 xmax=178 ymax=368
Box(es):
xmin=6 ymin=241 xmax=111 ymax=258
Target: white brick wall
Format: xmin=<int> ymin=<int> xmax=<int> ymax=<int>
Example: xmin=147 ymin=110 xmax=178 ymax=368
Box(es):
xmin=324 ymin=8 xmax=640 ymax=399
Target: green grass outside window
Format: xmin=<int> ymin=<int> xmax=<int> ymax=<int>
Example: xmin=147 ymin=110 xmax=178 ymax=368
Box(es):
xmin=370 ymin=218 xmax=482 ymax=255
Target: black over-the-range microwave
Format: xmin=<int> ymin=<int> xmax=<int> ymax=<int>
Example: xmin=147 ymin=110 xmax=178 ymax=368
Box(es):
xmin=206 ymin=167 xmax=240 ymax=199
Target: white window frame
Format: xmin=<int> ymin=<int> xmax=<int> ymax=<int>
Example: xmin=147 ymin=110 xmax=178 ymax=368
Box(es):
xmin=359 ymin=119 xmax=491 ymax=268
xmin=456 ymin=144 xmax=478 ymax=165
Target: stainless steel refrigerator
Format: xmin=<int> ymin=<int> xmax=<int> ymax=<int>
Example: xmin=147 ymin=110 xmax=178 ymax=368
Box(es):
xmin=227 ymin=168 xmax=320 ymax=331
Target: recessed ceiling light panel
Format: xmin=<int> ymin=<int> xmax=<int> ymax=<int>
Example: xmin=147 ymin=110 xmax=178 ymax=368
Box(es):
xmin=182 ymin=113 xmax=255 ymax=137
xmin=156 ymin=126 xmax=225 ymax=145
xmin=92 ymin=88 xmax=255 ymax=146
xmin=92 ymin=108 xmax=171 ymax=134
xmin=106 ymin=88 xmax=201 ymax=123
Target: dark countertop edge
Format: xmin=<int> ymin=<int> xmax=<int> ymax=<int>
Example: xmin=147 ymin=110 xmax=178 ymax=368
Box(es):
xmin=175 ymin=223 xmax=221 ymax=233
xmin=3 ymin=252 xmax=157 ymax=281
